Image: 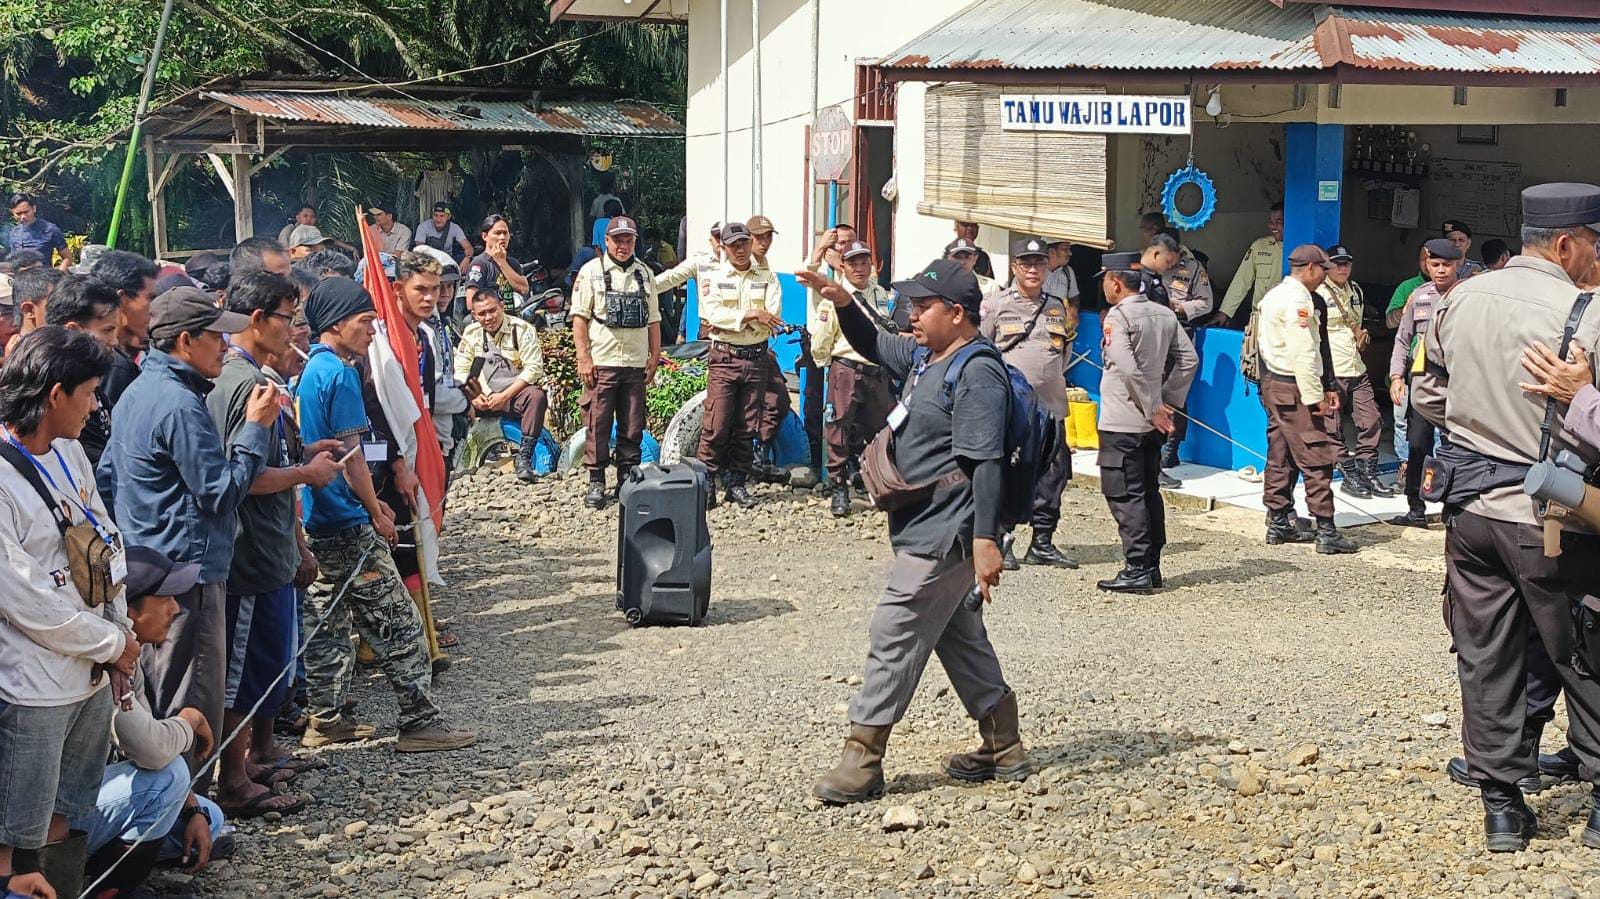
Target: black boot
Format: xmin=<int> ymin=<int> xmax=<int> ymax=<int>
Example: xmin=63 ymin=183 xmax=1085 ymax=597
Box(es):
xmin=1022 ymin=532 xmax=1079 ymax=569
xmin=86 ymin=837 xmax=163 ymax=897
xmin=1361 ymin=458 xmax=1396 ymax=498
xmin=1446 ymin=757 xmax=1543 ymax=793
xmin=17 ymin=831 xmax=88 ymax=899
xmin=1315 ymin=517 xmax=1359 ymax=554
xmin=1482 ymin=784 xmax=1538 ymax=852
xmin=1001 ymin=534 xmax=1020 ymax=571
xmin=1158 ymin=470 xmax=1183 ymax=489
xmin=584 ymin=474 xmax=608 ymax=509
xmin=726 ymin=475 xmax=758 ymax=509
xmin=1389 ymin=499 xmax=1429 ymax=528
xmin=1542 ymin=746 xmax=1581 ymax=782
xmin=1096 ymin=567 xmax=1156 ymax=594
xmin=1161 ymin=443 xmax=1180 ymax=469
xmin=1338 ymin=459 xmax=1373 ymax=499
xmin=1583 ymin=793 xmax=1600 ymax=849
xmin=1266 ymin=509 xmax=1315 ymax=545
xmin=514 ymin=438 xmax=538 ymax=483
xmin=830 ymin=484 xmax=850 ymax=518
xmin=750 ymin=441 xmax=785 ymax=483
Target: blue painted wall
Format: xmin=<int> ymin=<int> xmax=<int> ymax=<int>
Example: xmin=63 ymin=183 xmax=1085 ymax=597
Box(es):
xmin=1068 ymin=313 xmax=1268 ymax=472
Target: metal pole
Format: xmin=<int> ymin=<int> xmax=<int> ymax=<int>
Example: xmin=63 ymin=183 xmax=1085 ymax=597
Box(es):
xmin=751 ymin=0 xmax=763 ymax=214
xmin=720 ymin=0 xmax=730 ymax=224
xmin=810 ymin=0 xmax=820 ymax=245
xmin=827 ymin=180 xmax=838 ymax=230
xmin=106 ymin=0 xmax=176 ymax=249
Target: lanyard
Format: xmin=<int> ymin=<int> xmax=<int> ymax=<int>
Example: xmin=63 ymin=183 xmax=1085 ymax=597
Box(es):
xmin=0 ymin=426 xmax=113 ymax=546
xmin=228 ymin=346 xmax=288 ymax=444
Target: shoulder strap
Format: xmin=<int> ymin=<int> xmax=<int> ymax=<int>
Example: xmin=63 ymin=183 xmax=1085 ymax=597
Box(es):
xmin=942 ymin=340 xmax=1005 ymax=393
xmin=0 ymin=442 xmax=70 ymax=537
xmin=999 ymin=296 xmax=1052 ymax=352
xmin=856 ymin=290 xmax=898 ymax=333
xmin=1539 ymin=291 xmax=1595 ymax=460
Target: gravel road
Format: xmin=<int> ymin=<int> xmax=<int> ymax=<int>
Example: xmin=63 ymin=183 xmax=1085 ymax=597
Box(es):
xmin=166 ymin=468 xmax=1600 ymax=898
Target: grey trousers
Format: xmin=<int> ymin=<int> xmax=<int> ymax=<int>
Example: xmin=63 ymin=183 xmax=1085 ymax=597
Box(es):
xmin=140 ymin=582 xmax=226 ymax=791
xmin=849 ymin=549 xmax=1010 ymax=727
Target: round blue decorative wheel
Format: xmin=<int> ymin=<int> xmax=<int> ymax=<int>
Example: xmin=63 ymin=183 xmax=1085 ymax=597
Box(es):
xmin=1161 ymin=165 xmax=1218 ymax=231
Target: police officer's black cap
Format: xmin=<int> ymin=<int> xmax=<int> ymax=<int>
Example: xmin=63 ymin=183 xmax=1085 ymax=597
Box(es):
xmin=720 ymin=222 xmax=752 ymax=244
xmin=1423 ymin=238 xmax=1463 ymax=261
xmin=1522 ymin=183 xmax=1600 ymax=232
xmin=1326 ymin=245 xmax=1354 ymax=263
xmin=892 ymin=259 xmax=982 ymax=318
xmin=1096 ymin=252 xmax=1142 ymax=275
xmin=1009 ymin=235 xmax=1049 ymax=260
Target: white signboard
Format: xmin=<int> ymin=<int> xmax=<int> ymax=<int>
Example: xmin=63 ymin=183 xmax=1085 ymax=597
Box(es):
xmin=1000 ymin=95 xmax=1191 ymax=136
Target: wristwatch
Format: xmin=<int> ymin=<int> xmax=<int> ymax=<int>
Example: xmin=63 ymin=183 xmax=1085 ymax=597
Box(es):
xmin=180 ymin=804 xmax=212 ymax=826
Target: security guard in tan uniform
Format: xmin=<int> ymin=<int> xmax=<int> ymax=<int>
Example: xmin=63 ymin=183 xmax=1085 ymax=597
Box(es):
xmin=1093 ymin=252 xmax=1198 ymax=592
xmin=656 ymin=221 xmax=725 ymax=315
xmin=1256 ymin=244 xmax=1358 ymax=554
xmin=980 ymin=236 xmax=1078 ymax=569
xmin=1411 ymin=182 xmax=1600 ymax=853
xmin=571 ymin=216 xmax=662 ymax=509
xmin=947 ymin=239 xmax=998 ymax=298
xmin=1219 ymin=202 xmax=1285 ymax=326
xmin=696 ymin=221 xmax=784 ymax=508
xmin=1142 ymin=232 xmax=1214 ymax=470
xmin=1313 ymin=245 xmax=1389 ymax=500
xmin=810 ymin=240 xmax=895 ymax=518
xmin=747 ymin=215 xmax=792 ymax=483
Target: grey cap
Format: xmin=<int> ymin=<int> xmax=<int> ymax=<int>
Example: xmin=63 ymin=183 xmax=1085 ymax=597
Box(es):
xmin=289 ymin=224 xmax=334 ymax=248
xmin=720 ymin=222 xmax=752 ymax=244
xmin=1522 ymin=183 xmax=1600 ymax=232
xmin=149 ymin=286 xmax=252 ymax=341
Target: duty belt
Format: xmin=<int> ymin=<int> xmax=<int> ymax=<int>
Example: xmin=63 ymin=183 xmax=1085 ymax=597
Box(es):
xmin=712 ymin=341 xmax=767 ymax=360
xmin=832 ymin=357 xmax=879 ymax=372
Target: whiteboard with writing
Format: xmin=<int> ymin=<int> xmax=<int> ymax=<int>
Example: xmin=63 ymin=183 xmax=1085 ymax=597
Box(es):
xmin=1427 ymin=158 xmax=1522 ymax=237
xmin=1000 ymin=95 xmax=1191 ymax=136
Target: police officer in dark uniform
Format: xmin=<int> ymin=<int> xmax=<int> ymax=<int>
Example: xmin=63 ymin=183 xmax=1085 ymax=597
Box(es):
xmin=1094 ymin=252 xmax=1198 ymax=592
xmin=979 ymin=236 xmax=1077 ymax=569
xmin=1412 ymin=182 xmax=1600 ymax=852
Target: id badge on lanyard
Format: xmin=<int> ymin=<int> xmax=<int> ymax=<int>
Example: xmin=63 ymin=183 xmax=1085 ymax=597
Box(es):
xmin=889 ymin=357 xmax=931 ymax=433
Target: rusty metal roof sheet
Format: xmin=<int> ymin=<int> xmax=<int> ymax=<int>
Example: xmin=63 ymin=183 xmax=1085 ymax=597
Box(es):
xmin=881 ymin=0 xmax=1600 ymax=75
xmin=200 ymin=91 xmax=683 ymax=136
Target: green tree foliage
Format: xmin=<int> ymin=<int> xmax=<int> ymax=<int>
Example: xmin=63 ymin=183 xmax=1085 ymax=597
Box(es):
xmin=1 ymin=0 xmax=685 ymax=248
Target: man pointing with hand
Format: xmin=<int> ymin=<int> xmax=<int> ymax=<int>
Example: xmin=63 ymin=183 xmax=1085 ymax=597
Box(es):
xmin=799 ymin=260 xmax=1030 ymax=806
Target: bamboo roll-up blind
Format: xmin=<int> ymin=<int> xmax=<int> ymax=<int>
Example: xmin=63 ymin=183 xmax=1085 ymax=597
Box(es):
xmin=921 ymin=83 xmax=1111 ymax=249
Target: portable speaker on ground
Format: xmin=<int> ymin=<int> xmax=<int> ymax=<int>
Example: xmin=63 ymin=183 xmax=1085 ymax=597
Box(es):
xmin=615 ymin=460 xmax=713 ymax=626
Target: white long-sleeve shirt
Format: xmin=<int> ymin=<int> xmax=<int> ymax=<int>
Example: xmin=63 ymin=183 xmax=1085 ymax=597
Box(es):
xmin=0 ymin=436 xmax=132 ymax=706
xmin=1257 ymin=277 xmax=1324 ymax=407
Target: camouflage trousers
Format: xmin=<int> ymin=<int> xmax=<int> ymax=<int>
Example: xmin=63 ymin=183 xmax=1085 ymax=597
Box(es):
xmin=304 ymin=525 xmax=439 ymax=732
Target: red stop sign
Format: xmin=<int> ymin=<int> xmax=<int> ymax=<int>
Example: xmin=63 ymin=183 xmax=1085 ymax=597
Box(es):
xmin=811 ymin=105 xmax=853 ymax=182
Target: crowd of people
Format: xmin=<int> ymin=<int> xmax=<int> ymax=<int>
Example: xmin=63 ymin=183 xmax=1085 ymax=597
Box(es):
xmin=2 ymin=166 xmax=1600 ymax=899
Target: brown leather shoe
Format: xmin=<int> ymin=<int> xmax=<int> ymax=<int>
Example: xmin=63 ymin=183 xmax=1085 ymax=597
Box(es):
xmin=945 ymin=691 xmax=1031 ymax=782
xmin=813 ymin=723 xmax=892 ymax=804
xmin=301 ymin=714 xmax=376 ymax=749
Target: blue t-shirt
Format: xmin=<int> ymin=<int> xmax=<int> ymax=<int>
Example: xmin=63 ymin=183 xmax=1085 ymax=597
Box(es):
xmin=5 ymin=218 xmax=67 ymax=260
xmin=591 ymin=217 xmax=611 ymax=249
xmin=295 ymin=345 xmax=371 ymax=536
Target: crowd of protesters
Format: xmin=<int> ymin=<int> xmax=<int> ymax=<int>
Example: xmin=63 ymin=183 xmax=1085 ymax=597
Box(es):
xmin=0 ymin=214 xmax=482 ymax=898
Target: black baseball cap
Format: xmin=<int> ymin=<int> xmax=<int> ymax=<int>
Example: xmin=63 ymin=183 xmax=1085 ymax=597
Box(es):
xmin=1326 ymin=245 xmax=1354 ymax=263
xmin=430 ymin=202 xmax=451 ymax=214
xmin=1522 ymin=183 xmax=1600 ymax=233
xmin=720 ymin=222 xmax=753 ymax=244
xmin=148 ymin=287 xmax=252 ymax=341
xmin=1010 ymin=235 xmax=1049 ymax=259
xmin=1097 ymin=251 xmax=1142 ymax=274
xmin=124 ymin=546 xmax=201 ymax=602
xmin=892 ymin=259 xmax=982 ymax=318
xmin=1423 ymin=237 xmax=1464 ymax=261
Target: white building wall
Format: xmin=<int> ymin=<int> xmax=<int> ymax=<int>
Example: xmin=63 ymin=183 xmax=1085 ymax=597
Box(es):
xmin=682 ymin=0 xmax=973 ymax=275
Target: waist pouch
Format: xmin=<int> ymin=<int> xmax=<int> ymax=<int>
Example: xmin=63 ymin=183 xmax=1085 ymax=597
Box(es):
xmin=859 ymin=427 xmax=966 ymax=512
xmin=1420 ymin=442 xmax=1529 ymax=507
xmin=0 ymin=443 xmax=123 ymax=607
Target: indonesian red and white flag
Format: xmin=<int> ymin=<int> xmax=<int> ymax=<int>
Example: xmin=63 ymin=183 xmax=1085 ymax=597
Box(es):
xmin=358 ymin=208 xmax=448 ymax=584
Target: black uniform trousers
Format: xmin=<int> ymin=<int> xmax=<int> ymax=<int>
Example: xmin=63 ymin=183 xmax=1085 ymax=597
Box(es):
xmin=1098 ymin=430 xmax=1166 ymax=569
xmin=1162 ymin=323 xmax=1196 ymax=461
xmin=1445 ymin=510 xmax=1600 ymax=792
xmin=1029 ymin=419 xmax=1073 ymax=536
xmin=1402 ymin=400 xmax=1437 ymax=502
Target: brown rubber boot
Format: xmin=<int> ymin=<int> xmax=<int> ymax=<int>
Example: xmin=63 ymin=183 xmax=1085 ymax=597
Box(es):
xmin=301 ymin=714 xmax=377 ymax=748
xmin=813 ymin=723 xmax=893 ymax=804
xmin=945 ymin=691 xmax=1032 ymax=783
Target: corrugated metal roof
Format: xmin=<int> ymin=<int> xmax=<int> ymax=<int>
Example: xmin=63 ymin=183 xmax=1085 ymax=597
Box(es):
xmin=882 ymin=0 xmax=1600 ymax=75
xmin=200 ymin=91 xmax=683 ymax=136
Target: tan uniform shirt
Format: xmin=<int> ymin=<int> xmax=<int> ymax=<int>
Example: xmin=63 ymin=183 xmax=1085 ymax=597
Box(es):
xmin=698 ymin=261 xmax=783 ymax=346
xmin=1221 ymin=236 xmax=1283 ymax=318
xmin=1413 ymin=255 xmax=1600 ymax=528
xmin=1099 ymin=295 xmax=1199 ymax=433
xmin=1257 ymin=276 xmax=1324 ymax=407
xmin=1315 ymin=279 xmax=1368 ymax=379
xmin=979 ymin=287 xmax=1073 ymax=417
xmin=810 ymin=279 xmax=893 ymax=368
xmin=571 ymin=255 xmax=662 ymax=368
xmin=656 ymin=251 xmax=721 ymax=302
xmin=1163 ymin=248 xmax=1215 ymax=321
xmin=453 ymin=317 xmax=544 ymax=392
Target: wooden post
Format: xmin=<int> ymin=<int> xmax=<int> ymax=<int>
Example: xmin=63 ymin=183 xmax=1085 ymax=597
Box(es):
xmin=144 ymin=134 xmax=169 ymax=260
xmin=230 ymin=113 xmax=255 ymax=242
xmin=306 ymin=153 xmax=318 ymax=205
